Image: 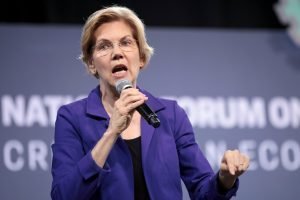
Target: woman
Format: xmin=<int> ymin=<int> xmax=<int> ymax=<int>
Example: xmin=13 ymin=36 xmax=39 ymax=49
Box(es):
xmin=51 ymin=6 xmax=249 ymax=200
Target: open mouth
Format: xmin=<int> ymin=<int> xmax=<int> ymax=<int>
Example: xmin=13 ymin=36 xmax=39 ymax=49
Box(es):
xmin=112 ymin=64 xmax=128 ymax=74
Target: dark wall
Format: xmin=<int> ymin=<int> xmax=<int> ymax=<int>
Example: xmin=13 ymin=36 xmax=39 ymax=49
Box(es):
xmin=0 ymin=0 xmax=284 ymax=28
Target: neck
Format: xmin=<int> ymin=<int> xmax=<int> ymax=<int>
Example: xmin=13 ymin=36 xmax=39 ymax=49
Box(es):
xmin=100 ymin=82 xmax=119 ymax=116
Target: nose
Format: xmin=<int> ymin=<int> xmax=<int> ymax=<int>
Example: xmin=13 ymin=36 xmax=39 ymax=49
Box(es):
xmin=112 ymin=53 xmax=123 ymax=60
xmin=111 ymin=43 xmax=124 ymax=60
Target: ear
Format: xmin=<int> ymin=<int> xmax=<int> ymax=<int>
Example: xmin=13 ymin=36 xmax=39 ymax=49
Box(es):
xmin=87 ymin=60 xmax=97 ymax=75
xmin=139 ymin=58 xmax=146 ymax=70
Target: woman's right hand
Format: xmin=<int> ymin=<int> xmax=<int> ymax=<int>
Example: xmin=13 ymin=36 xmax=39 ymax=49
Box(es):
xmin=107 ymin=88 xmax=148 ymax=135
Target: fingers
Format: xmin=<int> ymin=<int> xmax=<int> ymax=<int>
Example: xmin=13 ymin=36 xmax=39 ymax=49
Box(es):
xmin=116 ymin=88 xmax=148 ymax=114
xmin=220 ymin=149 xmax=250 ymax=178
xmin=238 ymin=153 xmax=249 ymax=171
xmin=107 ymin=88 xmax=148 ymax=134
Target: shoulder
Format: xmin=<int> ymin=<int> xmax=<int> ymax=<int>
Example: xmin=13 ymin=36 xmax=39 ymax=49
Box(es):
xmin=141 ymin=88 xmax=186 ymax=118
xmin=57 ymin=97 xmax=87 ymax=119
xmin=141 ymin=89 xmax=177 ymax=108
xmin=142 ymin=90 xmax=193 ymax=136
xmin=57 ymin=86 xmax=99 ymax=117
xmin=156 ymin=96 xmax=177 ymax=107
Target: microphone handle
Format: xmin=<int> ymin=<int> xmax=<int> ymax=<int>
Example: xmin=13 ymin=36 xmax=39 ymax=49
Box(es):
xmin=136 ymin=103 xmax=160 ymax=128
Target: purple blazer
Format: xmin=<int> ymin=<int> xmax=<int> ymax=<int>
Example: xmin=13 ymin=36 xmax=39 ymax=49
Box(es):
xmin=51 ymin=86 xmax=238 ymax=200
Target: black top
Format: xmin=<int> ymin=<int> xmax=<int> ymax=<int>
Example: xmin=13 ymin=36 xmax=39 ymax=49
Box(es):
xmin=124 ymin=136 xmax=150 ymax=200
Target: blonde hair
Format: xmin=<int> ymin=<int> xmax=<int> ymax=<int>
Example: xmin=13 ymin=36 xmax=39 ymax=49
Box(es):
xmin=80 ymin=6 xmax=154 ymax=78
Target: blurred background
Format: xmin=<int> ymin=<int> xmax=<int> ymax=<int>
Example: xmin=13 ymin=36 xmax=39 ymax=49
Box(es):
xmin=0 ymin=0 xmax=285 ymax=28
xmin=1 ymin=1 xmax=299 ymax=200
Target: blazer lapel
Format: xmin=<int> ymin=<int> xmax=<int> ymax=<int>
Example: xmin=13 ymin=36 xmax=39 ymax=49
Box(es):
xmin=141 ymin=118 xmax=155 ymax=165
xmin=139 ymin=89 xmax=165 ymax=166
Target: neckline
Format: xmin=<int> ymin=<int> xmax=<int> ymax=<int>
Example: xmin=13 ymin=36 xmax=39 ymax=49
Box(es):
xmin=123 ymin=136 xmax=141 ymax=142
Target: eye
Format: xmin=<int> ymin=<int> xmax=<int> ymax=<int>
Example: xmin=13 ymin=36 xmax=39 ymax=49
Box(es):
xmin=95 ymin=42 xmax=112 ymax=51
xmin=120 ymin=38 xmax=134 ymax=47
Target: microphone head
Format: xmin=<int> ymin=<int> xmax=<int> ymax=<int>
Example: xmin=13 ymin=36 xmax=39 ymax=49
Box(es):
xmin=115 ymin=79 xmax=132 ymax=94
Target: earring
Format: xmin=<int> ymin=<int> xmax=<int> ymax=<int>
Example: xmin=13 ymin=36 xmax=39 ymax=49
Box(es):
xmin=91 ymin=68 xmax=97 ymax=74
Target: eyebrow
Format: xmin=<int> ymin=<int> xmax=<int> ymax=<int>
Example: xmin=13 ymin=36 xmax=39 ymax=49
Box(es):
xmin=96 ymin=35 xmax=133 ymax=43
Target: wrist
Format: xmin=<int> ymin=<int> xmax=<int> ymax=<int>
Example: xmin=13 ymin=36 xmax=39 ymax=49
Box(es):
xmin=218 ymin=171 xmax=236 ymax=190
xmin=91 ymin=129 xmax=119 ymax=168
xmin=104 ymin=127 xmax=120 ymax=139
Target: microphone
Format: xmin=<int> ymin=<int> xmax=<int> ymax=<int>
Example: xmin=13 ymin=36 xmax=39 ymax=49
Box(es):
xmin=116 ymin=79 xmax=160 ymax=128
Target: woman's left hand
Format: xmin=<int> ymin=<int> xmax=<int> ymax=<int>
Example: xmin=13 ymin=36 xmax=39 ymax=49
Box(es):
xmin=218 ymin=149 xmax=250 ymax=190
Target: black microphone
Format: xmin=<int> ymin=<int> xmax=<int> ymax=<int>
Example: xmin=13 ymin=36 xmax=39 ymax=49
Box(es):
xmin=116 ymin=79 xmax=160 ymax=128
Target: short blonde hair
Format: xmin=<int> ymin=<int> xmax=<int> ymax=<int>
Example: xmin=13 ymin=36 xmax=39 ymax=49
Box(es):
xmin=80 ymin=6 xmax=154 ymax=78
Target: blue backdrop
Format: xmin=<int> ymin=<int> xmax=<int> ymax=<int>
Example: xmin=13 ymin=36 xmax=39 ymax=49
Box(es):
xmin=0 ymin=24 xmax=299 ymax=200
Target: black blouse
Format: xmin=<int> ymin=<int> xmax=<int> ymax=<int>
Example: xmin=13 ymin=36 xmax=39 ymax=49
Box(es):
xmin=124 ymin=136 xmax=150 ymax=200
